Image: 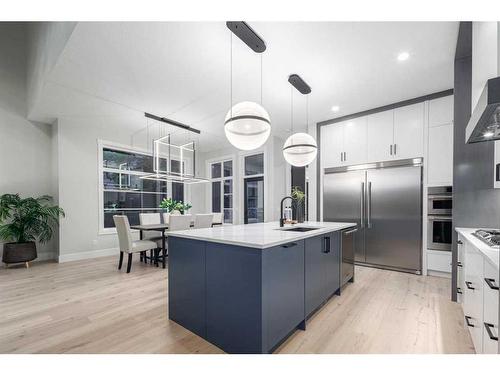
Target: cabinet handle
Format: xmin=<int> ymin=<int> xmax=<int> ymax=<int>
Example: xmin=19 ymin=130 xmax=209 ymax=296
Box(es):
xmin=457 ymin=261 xmax=463 ymax=268
xmin=457 ymin=240 xmax=463 ymax=245
xmin=464 ymin=315 xmax=474 ymax=327
xmin=282 ymin=242 xmax=297 ymax=248
xmin=344 ymin=228 xmax=358 ymax=235
xmin=457 ymin=287 xmax=462 ymax=294
xmin=485 ymin=278 xmax=500 ymax=290
xmin=484 ymin=323 xmax=499 ymax=341
xmin=390 ymin=144 xmax=393 ymax=155
xmin=323 ymin=236 xmax=331 ymax=253
xmin=344 ymin=152 xmax=347 ymax=161
xmin=465 ymin=281 xmax=475 ymax=290
xmin=394 ymin=144 xmax=397 ymax=155
xmin=340 ymin=152 xmax=343 ymax=162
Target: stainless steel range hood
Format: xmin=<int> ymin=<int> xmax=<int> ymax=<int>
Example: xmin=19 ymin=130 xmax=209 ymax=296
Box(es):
xmin=466 ymin=76 xmax=500 ymax=143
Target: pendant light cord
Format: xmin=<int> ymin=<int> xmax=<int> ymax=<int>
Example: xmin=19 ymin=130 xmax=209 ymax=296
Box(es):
xmin=290 ymin=85 xmax=294 ymax=145
xmin=260 ymin=54 xmax=263 ymax=105
xmin=230 ymin=32 xmax=233 ymax=119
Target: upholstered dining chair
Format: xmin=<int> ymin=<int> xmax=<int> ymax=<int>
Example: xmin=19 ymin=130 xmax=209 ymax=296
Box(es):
xmin=139 ymin=213 xmax=163 ymax=264
xmin=113 ymin=215 xmax=157 ymax=273
xmin=168 ymin=214 xmax=192 ymax=231
xmin=194 ymin=214 xmax=214 ymax=229
xmin=212 ymin=212 xmax=223 ymax=225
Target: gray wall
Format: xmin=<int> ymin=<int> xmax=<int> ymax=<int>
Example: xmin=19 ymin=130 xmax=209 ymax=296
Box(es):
xmin=451 ymin=22 xmax=500 ymax=300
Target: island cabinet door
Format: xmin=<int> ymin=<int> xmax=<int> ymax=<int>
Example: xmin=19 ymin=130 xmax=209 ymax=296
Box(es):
xmin=305 ymin=235 xmax=327 ymax=317
xmin=324 ymin=232 xmax=341 ymax=297
xmin=262 ymin=240 xmax=305 ymax=353
xmin=168 ymin=237 xmax=207 ymax=339
xmin=205 ymin=243 xmax=263 ymax=354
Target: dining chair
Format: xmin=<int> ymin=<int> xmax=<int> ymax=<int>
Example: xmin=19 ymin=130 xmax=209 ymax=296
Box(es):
xmin=194 ymin=214 xmax=214 ymax=229
xmin=139 ymin=213 xmax=164 ymax=262
xmin=168 ymin=214 xmax=193 ymax=231
xmin=113 ymin=215 xmax=158 ymax=273
xmin=212 ymin=212 xmax=223 ymax=226
xmin=162 ymin=212 xmax=170 ymax=225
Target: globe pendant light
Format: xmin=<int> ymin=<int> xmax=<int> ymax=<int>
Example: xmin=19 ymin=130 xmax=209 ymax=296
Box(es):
xmin=283 ymin=75 xmax=317 ymax=167
xmin=225 ymin=22 xmax=271 ymax=150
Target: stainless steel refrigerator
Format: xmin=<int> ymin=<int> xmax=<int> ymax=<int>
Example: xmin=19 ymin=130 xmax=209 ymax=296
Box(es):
xmin=323 ymin=158 xmax=422 ymax=274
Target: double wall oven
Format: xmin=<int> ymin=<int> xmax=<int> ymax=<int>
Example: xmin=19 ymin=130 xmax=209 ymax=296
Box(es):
xmin=427 ymin=186 xmax=452 ymax=251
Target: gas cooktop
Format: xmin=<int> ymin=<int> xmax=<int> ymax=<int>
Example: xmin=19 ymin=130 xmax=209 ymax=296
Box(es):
xmin=472 ymin=229 xmax=500 ymax=248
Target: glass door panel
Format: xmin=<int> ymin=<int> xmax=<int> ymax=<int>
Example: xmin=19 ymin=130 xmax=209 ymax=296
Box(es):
xmin=244 ymin=177 xmax=264 ymax=224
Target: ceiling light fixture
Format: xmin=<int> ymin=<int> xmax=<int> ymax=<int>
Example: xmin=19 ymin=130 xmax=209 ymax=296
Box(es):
xmin=397 ymin=51 xmax=410 ymax=61
xmin=282 ymin=74 xmax=318 ymax=167
xmin=331 ymin=105 xmax=340 ymax=112
xmin=224 ymin=22 xmax=271 ymax=151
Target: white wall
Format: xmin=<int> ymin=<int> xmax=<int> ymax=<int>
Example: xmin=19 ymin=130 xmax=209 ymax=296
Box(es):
xmin=26 ymin=22 xmax=76 ymax=122
xmin=307 ymin=123 xmax=318 ymax=221
xmin=472 ymin=22 xmax=499 ymax=110
xmin=0 ymin=23 xmax=58 ymax=261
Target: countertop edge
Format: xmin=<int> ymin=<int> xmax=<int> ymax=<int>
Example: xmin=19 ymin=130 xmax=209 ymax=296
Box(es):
xmin=168 ymin=222 xmax=357 ymax=249
xmin=455 ymin=227 xmax=499 ymax=269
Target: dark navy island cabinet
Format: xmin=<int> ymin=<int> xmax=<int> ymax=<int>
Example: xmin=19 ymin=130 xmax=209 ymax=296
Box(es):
xmin=168 ymin=231 xmax=343 ymax=354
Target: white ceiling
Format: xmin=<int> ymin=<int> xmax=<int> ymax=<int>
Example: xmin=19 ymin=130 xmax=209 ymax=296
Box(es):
xmin=35 ymin=22 xmax=459 ymax=152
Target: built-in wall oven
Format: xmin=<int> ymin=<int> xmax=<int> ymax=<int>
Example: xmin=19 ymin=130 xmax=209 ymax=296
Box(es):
xmin=427 ymin=186 xmax=452 ymax=251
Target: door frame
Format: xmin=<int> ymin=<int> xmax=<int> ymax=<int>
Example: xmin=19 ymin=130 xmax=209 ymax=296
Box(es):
xmin=244 ymin=176 xmax=265 ymax=224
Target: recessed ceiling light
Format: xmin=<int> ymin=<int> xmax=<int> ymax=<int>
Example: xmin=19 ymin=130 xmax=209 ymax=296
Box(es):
xmin=397 ymin=51 xmax=410 ymax=61
xmin=331 ymin=105 xmax=340 ymax=112
xmin=484 ymin=131 xmax=494 ymax=138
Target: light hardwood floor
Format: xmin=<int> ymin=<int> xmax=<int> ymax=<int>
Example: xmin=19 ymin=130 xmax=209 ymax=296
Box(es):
xmin=0 ymin=256 xmax=474 ymax=354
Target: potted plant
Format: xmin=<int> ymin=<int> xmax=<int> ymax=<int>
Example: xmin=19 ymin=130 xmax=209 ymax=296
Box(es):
xmin=0 ymin=194 xmax=65 ymax=267
xmin=291 ymin=186 xmax=306 ymax=223
xmin=159 ymin=198 xmax=192 ymax=215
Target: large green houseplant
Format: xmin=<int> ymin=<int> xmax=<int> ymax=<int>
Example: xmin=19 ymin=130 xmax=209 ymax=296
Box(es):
xmin=0 ymin=194 xmax=65 ymax=266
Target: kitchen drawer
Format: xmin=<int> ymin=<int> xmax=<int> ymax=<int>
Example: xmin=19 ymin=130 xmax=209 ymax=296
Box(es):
xmin=482 ymin=260 xmax=499 ymax=354
xmin=464 ymin=242 xmax=484 ymax=353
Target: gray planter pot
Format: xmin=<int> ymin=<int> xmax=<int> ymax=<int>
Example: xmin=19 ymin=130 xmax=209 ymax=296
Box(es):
xmin=2 ymin=242 xmax=37 ymax=264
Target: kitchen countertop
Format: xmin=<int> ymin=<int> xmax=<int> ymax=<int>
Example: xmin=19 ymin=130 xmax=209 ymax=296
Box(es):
xmin=455 ymin=227 xmax=499 ymax=269
xmin=167 ymin=221 xmax=357 ymax=249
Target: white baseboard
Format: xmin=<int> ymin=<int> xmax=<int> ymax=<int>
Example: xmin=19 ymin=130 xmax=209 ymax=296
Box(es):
xmin=427 ymin=270 xmax=451 ymax=278
xmin=58 ymin=247 xmax=118 ymax=263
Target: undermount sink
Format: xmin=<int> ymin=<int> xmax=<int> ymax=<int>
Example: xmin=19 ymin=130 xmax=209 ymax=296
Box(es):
xmin=276 ymin=226 xmax=322 ymax=232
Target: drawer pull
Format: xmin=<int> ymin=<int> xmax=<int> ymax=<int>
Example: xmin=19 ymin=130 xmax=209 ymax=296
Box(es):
xmin=484 ymin=323 xmax=498 ymax=341
xmin=457 ymin=240 xmax=463 ymax=245
xmin=465 ymin=281 xmax=475 ymax=290
xmin=457 ymin=262 xmax=463 ymax=268
xmin=457 ymin=287 xmax=462 ymax=294
xmin=484 ymin=278 xmax=500 ymax=290
xmin=282 ymin=242 xmax=297 ymax=248
xmin=323 ymin=236 xmax=331 ymax=253
xmin=465 ymin=315 xmax=474 ymax=327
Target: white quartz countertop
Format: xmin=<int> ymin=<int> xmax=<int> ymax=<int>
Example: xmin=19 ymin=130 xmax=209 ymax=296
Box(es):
xmin=455 ymin=227 xmax=499 ymax=269
xmin=168 ymin=221 xmax=357 ymax=249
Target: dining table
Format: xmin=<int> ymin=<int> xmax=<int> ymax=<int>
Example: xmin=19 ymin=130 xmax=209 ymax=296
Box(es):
xmin=130 ymin=220 xmax=223 ymax=268
xmin=130 ymin=223 xmax=170 ymax=268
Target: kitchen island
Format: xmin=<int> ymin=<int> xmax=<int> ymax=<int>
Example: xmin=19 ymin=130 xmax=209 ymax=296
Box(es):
xmin=167 ymin=221 xmax=356 ymax=354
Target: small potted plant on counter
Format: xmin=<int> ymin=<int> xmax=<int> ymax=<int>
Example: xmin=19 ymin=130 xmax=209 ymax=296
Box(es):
xmin=0 ymin=194 xmax=65 ymax=268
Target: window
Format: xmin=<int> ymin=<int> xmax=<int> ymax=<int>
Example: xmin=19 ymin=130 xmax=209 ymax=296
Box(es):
xmin=100 ymin=144 xmax=185 ymax=230
xmin=210 ymin=160 xmax=233 ymax=223
xmin=244 ymin=153 xmax=264 ymax=224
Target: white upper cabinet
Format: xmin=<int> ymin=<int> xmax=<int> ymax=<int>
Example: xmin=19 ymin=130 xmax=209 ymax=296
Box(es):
xmin=429 ymin=95 xmax=454 ymax=127
xmin=366 ymin=110 xmax=394 ymax=162
xmin=321 ymin=122 xmax=344 ymax=168
xmin=393 ymin=102 xmax=425 ymax=159
xmin=428 ymin=123 xmax=454 ymax=186
xmin=343 ymin=117 xmax=367 ymax=165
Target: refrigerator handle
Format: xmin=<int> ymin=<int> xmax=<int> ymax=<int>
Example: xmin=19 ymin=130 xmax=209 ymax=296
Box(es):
xmin=367 ymin=181 xmax=372 ymax=228
xmin=360 ymin=182 xmax=365 ymax=228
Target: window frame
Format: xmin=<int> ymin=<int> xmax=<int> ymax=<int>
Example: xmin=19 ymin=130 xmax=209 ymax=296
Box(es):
xmin=98 ymin=139 xmax=185 ymax=235
xmin=207 ymin=157 xmax=235 ymax=224
xmin=242 ymin=152 xmax=265 ymax=224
